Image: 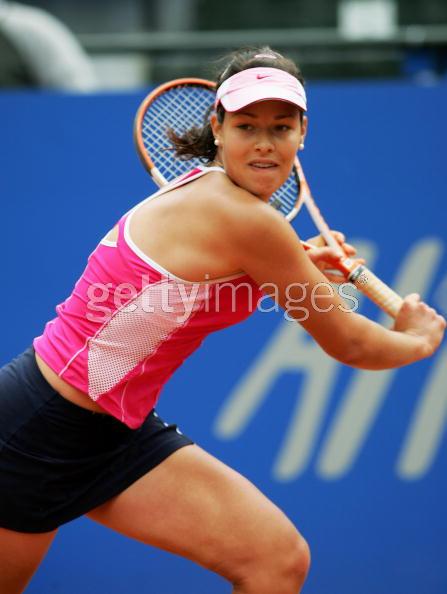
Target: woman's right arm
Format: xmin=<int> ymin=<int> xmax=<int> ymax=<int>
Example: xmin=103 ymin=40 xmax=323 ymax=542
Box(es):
xmin=224 ymin=190 xmax=445 ymax=370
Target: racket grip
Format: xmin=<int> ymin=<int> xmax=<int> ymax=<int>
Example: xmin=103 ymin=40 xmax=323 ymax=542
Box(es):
xmin=347 ymin=264 xmax=403 ymax=318
xmin=301 ymin=241 xmax=403 ymax=317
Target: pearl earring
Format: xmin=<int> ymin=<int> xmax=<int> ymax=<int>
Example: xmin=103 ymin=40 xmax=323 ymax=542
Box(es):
xmin=214 ymin=138 xmax=220 ymax=146
xmin=299 ymin=142 xmax=305 ymax=150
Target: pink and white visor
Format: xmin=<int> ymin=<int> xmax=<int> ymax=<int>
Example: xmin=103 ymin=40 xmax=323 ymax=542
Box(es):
xmin=215 ymin=67 xmax=307 ymax=112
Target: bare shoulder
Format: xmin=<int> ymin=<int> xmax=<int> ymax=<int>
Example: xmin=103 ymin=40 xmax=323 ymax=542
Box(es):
xmin=181 ymin=169 xmax=301 ymax=275
xmin=197 ymin=170 xmax=290 ymax=246
xmin=217 ymin=175 xmax=301 ymax=268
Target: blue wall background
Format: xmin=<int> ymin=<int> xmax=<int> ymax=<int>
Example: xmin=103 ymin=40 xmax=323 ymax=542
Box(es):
xmin=1 ymin=80 xmax=446 ymax=594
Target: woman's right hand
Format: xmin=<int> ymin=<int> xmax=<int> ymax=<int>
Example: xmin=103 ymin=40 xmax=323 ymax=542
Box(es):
xmin=393 ymin=293 xmax=446 ymax=359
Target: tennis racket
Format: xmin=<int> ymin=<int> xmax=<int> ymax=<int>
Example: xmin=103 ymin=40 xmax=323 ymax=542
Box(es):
xmin=134 ymin=78 xmax=403 ymax=318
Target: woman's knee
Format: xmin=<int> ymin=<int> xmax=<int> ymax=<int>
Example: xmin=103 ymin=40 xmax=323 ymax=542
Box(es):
xmin=264 ymin=525 xmax=311 ymax=586
xmin=287 ymin=532 xmax=311 ymax=585
xmin=222 ymin=519 xmax=311 ymax=593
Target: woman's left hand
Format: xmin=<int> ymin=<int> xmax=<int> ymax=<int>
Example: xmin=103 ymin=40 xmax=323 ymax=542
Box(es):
xmin=305 ymin=231 xmax=365 ymax=284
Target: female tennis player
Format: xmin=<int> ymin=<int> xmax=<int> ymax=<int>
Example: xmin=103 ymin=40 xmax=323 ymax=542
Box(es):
xmin=0 ymin=47 xmax=445 ymax=594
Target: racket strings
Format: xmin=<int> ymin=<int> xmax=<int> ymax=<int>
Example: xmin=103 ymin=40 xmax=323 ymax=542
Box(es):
xmin=141 ymin=86 xmax=215 ymax=181
xmin=270 ymin=173 xmax=302 ymax=219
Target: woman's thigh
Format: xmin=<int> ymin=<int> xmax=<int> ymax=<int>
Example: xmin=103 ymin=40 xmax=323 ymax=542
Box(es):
xmin=87 ymin=444 xmax=301 ymax=579
xmin=0 ymin=527 xmax=57 ymax=594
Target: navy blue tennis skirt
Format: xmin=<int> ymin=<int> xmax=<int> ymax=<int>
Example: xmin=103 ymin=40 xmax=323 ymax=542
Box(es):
xmin=0 ymin=346 xmax=193 ymax=533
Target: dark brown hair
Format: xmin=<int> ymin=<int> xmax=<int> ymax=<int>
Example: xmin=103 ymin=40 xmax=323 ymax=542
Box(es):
xmin=168 ymin=46 xmax=305 ymax=163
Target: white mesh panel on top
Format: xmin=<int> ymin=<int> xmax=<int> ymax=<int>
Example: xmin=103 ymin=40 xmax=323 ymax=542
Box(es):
xmin=88 ymin=279 xmax=207 ymax=399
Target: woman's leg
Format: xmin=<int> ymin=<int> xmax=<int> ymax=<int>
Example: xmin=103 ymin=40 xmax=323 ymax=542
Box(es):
xmin=0 ymin=527 xmax=57 ymax=594
xmin=87 ymin=444 xmax=310 ymax=594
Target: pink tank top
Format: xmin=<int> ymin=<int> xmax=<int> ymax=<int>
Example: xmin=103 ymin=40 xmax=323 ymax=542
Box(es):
xmin=34 ymin=167 xmax=262 ymax=428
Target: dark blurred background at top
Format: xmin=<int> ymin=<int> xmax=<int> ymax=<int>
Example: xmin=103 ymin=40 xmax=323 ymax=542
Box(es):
xmin=0 ymin=0 xmax=446 ymax=90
